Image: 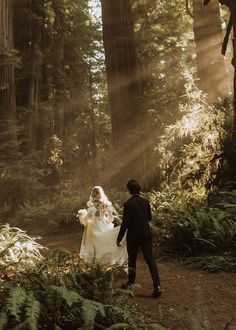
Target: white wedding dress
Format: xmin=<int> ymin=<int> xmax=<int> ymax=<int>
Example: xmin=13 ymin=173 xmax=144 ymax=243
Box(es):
xmin=78 ymin=201 xmax=127 ymax=266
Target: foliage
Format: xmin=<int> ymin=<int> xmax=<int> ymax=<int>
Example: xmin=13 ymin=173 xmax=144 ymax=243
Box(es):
xmin=0 ymin=0 xmax=235 ymax=282
xmin=149 ymin=184 xmax=236 ymax=257
xmin=133 ymin=0 xmax=194 ymax=127
xmin=13 ymin=192 xmax=87 ymax=232
xmin=184 ymin=254 xmax=236 ymax=272
xmin=0 ymin=123 xmax=111 ymax=234
xmin=0 ymin=249 xmax=135 ymax=329
xmin=106 ymin=188 xmax=129 ymax=225
xmin=0 ymin=224 xmax=44 ymax=273
xmin=0 ymin=184 xmax=125 ymax=233
xmin=13 ymin=0 xmax=110 ymax=182
xmin=0 ymin=147 xmax=48 ymax=212
xmin=0 ymin=0 xmax=112 ymax=221
xmin=208 ymin=181 xmax=236 ymax=220
xmin=0 ymin=47 xmax=21 ymax=67
xmin=12 ymin=188 xmax=125 ymax=232
xmin=157 ymin=81 xmax=229 ymax=189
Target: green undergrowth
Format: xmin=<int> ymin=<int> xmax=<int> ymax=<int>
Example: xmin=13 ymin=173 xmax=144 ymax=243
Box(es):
xmin=183 ymin=254 xmax=236 ymax=273
xmin=149 ymin=182 xmax=236 ymax=272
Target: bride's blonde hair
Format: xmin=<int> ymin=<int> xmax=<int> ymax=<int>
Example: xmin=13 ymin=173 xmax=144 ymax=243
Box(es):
xmin=87 ymin=186 xmax=109 ymax=209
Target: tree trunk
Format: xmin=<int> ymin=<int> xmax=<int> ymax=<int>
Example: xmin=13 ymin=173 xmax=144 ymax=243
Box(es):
xmin=193 ymin=0 xmax=229 ymax=102
xmin=27 ymin=55 xmax=40 ymax=152
xmin=53 ymin=36 xmax=65 ymax=141
xmin=0 ymin=0 xmax=16 ymax=120
xmin=202 ymin=0 xmax=236 ymax=173
xmin=231 ymin=4 xmax=236 ymax=149
xmin=101 ymin=0 xmax=148 ymax=187
xmin=88 ymin=63 xmax=97 ymax=183
xmin=26 ymin=0 xmax=42 ymax=152
xmin=232 ymin=42 xmax=236 ymax=145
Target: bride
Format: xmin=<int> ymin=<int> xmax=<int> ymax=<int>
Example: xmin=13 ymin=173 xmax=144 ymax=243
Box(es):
xmin=77 ymin=186 xmax=127 ymax=266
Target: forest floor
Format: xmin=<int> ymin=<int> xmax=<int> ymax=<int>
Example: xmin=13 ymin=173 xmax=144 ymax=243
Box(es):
xmin=40 ymin=232 xmax=236 ymax=330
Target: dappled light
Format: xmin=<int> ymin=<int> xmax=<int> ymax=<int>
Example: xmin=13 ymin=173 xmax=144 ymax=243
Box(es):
xmin=0 ymin=224 xmax=44 ymax=272
xmin=158 ymin=80 xmax=228 ymax=189
xmin=1 ymin=0 xmax=236 ymax=328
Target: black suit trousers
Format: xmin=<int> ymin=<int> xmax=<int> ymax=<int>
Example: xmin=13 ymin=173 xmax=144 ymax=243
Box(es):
xmin=127 ymin=235 xmax=160 ymax=289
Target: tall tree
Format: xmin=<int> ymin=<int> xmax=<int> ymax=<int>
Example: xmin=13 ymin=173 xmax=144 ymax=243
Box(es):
xmin=101 ymin=0 xmax=148 ymax=186
xmin=204 ymin=0 xmax=236 ymax=167
xmin=193 ymin=0 xmax=229 ymax=101
xmin=0 ymin=0 xmax=16 ymax=120
xmin=27 ymin=1 xmax=42 ymax=152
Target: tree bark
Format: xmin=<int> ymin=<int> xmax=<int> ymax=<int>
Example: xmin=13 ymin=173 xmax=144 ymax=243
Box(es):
xmin=26 ymin=0 xmax=42 ymax=152
xmin=101 ymin=0 xmax=148 ymax=187
xmin=193 ymin=0 xmax=229 ymax=102
xmin=0 ymin=0 xmax=16 ymax=120
xmin=88 ymin=62 xmax=97 ymax=182
xmin=229 ymin=1 xmax=236 ymax=146
xmin=27 ymin=54 xmax=40 ymax=152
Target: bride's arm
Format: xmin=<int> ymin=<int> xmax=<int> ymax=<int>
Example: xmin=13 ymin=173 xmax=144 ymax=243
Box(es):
xmin=77 ymin=207 xmax=95 ymax=226
xmin=106 ymin=203 xmax=114 ymax=223
xmin=77 ymin=209 xmax=88 ymax=226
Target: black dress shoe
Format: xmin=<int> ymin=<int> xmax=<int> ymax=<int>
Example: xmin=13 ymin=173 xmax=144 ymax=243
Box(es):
xmin=151 ymin=287 xmax=162 ymax=298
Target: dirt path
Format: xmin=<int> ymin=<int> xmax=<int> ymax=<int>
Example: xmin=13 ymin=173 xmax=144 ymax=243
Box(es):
xmin=132 ymin=261 xmax=236 ymax=330
xmin=40 ymin=232 xmax=236 ymax=330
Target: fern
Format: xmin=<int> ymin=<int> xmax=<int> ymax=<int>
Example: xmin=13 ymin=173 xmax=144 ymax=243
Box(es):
xmin=49 ymin=285 xmax=81 ymax=308
xmin=81 ymin=298 xmax=106 ymax=328
xmin=7 ymin=287 xmax=27 ymax=322
xmin=105 ymin=323 xmax=130 ymax=329
xmin=0 ymin=312 xmax=7 ymax=330
xmin=25 ymin=295 xmax=41 ymax=330
xmin=0 ymin=224 xmax=44 ymax=273
xmin=104 ymin=305 xmax=135 ymax=327
xmin=1 ymin=251 xmax=136 ymax=329
xmin=11 ymin=319 xmax=30 ymax=330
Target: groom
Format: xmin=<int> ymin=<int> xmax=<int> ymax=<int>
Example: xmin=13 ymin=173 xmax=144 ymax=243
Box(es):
xmin=116 ymin=180 xmax=162 ymax=298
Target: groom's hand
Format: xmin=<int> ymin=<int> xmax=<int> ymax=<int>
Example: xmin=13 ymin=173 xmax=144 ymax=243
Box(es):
xmin=116 ymin=240 xmax=121 ymax=247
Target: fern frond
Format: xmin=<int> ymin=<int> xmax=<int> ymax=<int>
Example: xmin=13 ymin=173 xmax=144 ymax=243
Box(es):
xmin=54 ymin=326 xmax=63 ymax=330
xmin=7 ymin=287 xmax=27 ymax=321
xmin=105 ymin=305 xmax=134 ymax=327
xmin=25 ymin=295 xmax=41 ymax=330
xmin=0 ymin=312 xmax=7 ymax=330
xmin=81 ymin=298 xmax=105 ymax=327
xmin=194 ymin=237 xmax=216 ymax=248
xmin=105 ymin=323 xmax=130 ymax=329
xmin=11 ymin=319 xmax=29 ymax=329
xmin=49 ymin=285 xmax=81 ymax=307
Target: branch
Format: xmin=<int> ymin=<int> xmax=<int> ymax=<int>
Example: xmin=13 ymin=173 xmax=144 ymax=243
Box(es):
xmin=222 ymin=16 xmax=232 ymax=56
xmin=185 ymin=0 xmax=193 ymax=19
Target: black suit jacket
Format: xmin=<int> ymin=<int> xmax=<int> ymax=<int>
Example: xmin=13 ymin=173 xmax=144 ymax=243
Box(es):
xmin=117 ymin=194 xmax=152 ymax=242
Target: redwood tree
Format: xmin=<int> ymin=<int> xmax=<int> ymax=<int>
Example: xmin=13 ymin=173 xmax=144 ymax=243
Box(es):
xmin=101 ymin=0 xmax=148 ymax=186
xmin=193 ymin=0 xmax=229 ymax=102
xmin=0 ymin=0 xmax=16 ymax=120
xmin=204 ymin=0 xmax=236 ymax=167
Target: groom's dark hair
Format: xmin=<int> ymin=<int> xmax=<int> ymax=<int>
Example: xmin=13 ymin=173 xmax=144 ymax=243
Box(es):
xmin=127 ymin=180 xmax=141 ymax=195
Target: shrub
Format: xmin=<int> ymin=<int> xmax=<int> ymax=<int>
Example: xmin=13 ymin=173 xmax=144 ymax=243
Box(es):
xmin=0 ymin=249 xmax=135 ymax=329
xmin=157 ymin=81 xmax=229 ymax=190
xmin=0 ymin=128 xmax=50 ymax=213
xmin=9 ymin=192 xmax=88 ymax=233
xmin=150 ymin=185 xmax=236 ymax=256
xmin=0 ymin=224 xmax=44 ymax=274
xmin=5 ymin=188 xmax=124 ymax=233
xmin=184 ymin=255 xmax=236 ymax=272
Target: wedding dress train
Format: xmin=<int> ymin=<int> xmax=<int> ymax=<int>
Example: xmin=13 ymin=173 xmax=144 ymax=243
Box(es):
xmin=78 ymin=201 xmax=127 ymax=266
